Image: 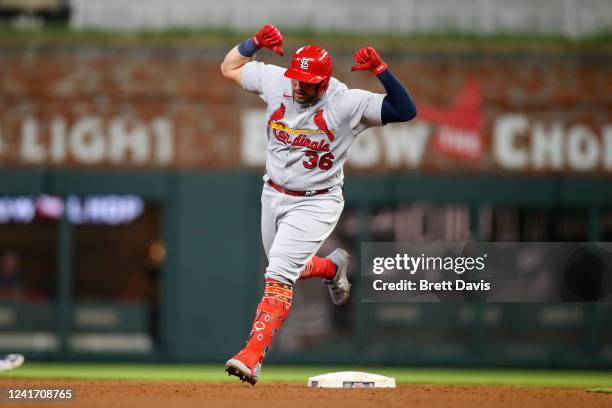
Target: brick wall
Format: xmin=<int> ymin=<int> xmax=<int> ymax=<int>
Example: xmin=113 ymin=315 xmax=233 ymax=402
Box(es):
xmin=1 ymin=46 xmax=610 ymax=175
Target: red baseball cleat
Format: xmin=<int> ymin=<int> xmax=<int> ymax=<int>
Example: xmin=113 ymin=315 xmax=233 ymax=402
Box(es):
xmin=225 ymin=348 xmax=262 ymax=385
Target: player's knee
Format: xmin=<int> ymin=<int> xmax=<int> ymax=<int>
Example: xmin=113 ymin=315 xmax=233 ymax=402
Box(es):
xmin=266 ymin=254 xmax=301 ymax=285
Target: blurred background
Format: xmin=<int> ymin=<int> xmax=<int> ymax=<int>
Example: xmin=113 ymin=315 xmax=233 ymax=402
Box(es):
xmin=0 ymin=0 xmax=611 ymax=368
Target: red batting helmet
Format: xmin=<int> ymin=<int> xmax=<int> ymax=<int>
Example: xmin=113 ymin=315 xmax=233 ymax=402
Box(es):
xmin=284 ymin=45 xmax=332 ymax=96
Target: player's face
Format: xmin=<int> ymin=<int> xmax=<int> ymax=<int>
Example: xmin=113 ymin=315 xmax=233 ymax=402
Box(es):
xmin=291 ymin=80 xmax=320 ymax=104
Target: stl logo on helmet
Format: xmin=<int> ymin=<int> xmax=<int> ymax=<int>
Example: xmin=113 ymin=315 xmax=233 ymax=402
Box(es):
xmin=299 ymin=57 xmax=310 ymax=70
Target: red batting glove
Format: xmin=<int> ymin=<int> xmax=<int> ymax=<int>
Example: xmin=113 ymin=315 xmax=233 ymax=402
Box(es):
xmin=351 ymin=47 xmax=388 ymax=75
xmin=253 ymin=24 xmax=284 ymax=56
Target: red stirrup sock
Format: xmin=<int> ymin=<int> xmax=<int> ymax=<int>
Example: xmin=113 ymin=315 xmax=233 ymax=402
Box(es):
xmin=242 ymin=278 xmax=292 ymax=361
xmin=299 ymin=256 xmax=337 ymax=280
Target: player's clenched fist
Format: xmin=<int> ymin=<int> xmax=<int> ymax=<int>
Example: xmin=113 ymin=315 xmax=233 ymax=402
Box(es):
xmin=351 ymin=47 xmax=388 ymax=75
xmin=253 ymin=24 xmax=284 ymax=56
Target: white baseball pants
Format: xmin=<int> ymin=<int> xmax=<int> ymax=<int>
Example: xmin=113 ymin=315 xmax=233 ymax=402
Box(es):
xmin=261 ymin=182 xmax=344 ymax=285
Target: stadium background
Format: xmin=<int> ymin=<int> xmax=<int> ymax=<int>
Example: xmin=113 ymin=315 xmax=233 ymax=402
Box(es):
xmin=0 ymin=0 xmax=611 ymax=373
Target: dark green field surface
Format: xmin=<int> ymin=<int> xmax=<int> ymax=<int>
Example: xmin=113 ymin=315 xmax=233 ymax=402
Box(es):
xmin=1 ymin=363 xmax=610 ymax=387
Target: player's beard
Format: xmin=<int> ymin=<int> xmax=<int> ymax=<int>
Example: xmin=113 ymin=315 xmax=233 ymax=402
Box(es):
xmin=293 ymin=90 xmax=320 ymax=108
xmin=292 ymin=82 xmax=322 ymax=107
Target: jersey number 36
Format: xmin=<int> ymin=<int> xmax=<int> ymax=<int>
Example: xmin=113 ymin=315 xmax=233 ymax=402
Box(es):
xmin=303 ymin=151 xmax=334 ymax=171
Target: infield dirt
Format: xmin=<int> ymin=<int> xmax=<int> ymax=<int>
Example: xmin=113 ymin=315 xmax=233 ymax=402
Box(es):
xmin=1 ymin=379 xmax=610 ymax=408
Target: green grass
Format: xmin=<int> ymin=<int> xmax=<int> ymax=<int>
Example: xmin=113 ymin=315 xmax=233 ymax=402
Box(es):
xmin=1 ymin=363 xmax=611 ymax=388
xmin=0 ymin=24 xmax=610 ymax=53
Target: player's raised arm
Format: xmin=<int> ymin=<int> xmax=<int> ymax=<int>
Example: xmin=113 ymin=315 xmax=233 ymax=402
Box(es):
xmin=220 ymin=24 xmax=284 ymax=86
xmin=351 ymin=47 xmax=417 ymax=124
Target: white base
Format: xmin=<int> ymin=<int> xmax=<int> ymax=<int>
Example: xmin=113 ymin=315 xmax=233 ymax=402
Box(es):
xmin=0 ymin=354 xmax=24 ymax=372
xmin=308 ymin=371 xmax=396 ymax=388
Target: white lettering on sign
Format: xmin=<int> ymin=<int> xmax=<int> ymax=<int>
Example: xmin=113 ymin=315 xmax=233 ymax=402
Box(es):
xmin=0 ymin=197 xmax=36 ymax=223
xmin=436 ymin=125 xmax=482 ymax=159
xmin=70 ymin=116 xmax=106 ymax=164
xmin=532 ymin=122 xmax=564 ymax=170
xmin=381 ymin=123 xmax=430 ymax=168
xmin=493 ymin=114 xmax=529 ymax=170
xmin=151 ymin=118 xmax=173 ymax=165
xmin=16 ymin=116 xmax=174 ymax=166
xmin=21 ymin=117 xmax=46 ymax=163
xmin=567 ymin=125 xmax=599 ymax=171
xmin=66 ymin=195 xmax=144 ymax=225
xmin=493 ymin=114 xmax=611 ymax=172
xmin=109 ymin=118 xmax=150 ymax=164
xmin=0 ymin=195 xmax=144 ymax=225
xmin=51 ymin=118 xmax=67 ymax=163
xmin=241 ymin=109 xmax=268 ymax=166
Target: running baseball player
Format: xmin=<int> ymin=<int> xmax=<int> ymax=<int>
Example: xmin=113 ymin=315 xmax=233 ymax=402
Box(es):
xmin=220 ymin=24 xmax=416 ymax=385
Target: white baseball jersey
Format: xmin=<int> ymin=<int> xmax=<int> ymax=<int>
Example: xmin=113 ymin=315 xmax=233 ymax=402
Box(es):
xmin=241 ymin=61 xmax=385 ymax=191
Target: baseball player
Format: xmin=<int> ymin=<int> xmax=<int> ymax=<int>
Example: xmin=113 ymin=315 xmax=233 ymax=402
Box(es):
xmin=221 ymin=24 xmax=416 ymax=385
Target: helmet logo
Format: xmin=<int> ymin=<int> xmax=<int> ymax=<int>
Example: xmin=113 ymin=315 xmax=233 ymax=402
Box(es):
xmin=299 ymin=57 xmax=310 ymax=70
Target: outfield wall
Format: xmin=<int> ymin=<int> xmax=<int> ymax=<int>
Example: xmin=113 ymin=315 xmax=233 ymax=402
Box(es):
xmin=1 ymin=45 xmax=611 ymax=176
xmin=0 ymin=169 xmax=611 ymax=367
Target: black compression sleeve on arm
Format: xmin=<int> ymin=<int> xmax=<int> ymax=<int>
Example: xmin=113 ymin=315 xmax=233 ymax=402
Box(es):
xmin=378 ymin=69 xmax=417 ymax=124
